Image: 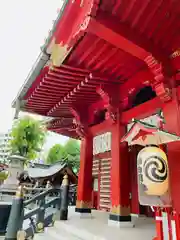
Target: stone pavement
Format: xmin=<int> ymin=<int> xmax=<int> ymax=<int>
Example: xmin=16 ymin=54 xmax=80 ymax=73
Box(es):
xmin=34 ymin=207 xmax=156 ymax=240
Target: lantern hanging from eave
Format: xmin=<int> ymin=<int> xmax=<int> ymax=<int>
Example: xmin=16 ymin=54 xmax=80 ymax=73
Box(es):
xmin=121 ymin=118 xmax=176 ymax=207
xmin=137 ymin=146 xmax=171 ymax=207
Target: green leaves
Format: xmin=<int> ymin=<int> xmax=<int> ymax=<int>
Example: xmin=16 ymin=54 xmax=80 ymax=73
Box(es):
xmin=9 ymin=116 xmax=46 ymax=161
xmin=46 ymin=143 xmax=65 ymax=164
xmin=0 ymin=170 xmax=9 ymax=180
xmin=46 ymin=139 xmax=80 ymax=172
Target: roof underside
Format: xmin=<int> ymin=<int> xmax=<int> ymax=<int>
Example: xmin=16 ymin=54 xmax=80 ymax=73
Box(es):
xmin=15 ymin=0 xmax=180 ymax=138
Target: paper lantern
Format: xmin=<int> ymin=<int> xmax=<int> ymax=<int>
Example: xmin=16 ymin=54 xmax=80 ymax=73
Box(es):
xmin=137 ymin=146 xmax=168 ymax=196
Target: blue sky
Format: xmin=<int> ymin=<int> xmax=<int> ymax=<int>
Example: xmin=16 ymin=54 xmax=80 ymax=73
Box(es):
xmin=0 ymin=0 xmax=68 ymax=148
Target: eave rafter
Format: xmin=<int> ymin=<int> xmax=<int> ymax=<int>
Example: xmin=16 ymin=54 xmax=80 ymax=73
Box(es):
xmin=25 ymin=66 xmax=90 ymax=109
xmin=46 ymin=71 xmax=121 ymax=117
xmin=86 ymin=12 xmax=171 ymax=69
xmin=49 ymin=78 xmax=95 ymax=115
xmin=85 ymin=13 xmax=172 ymax=103
xmin=25 ymin=57 xmax=125 ymax=117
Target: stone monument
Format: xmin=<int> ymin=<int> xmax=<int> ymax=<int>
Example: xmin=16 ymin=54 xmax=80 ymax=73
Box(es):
xmin=0 ymin=155 xmax=26 ymax=233
xmin=0 ymin=155 xmax=26 ymax=195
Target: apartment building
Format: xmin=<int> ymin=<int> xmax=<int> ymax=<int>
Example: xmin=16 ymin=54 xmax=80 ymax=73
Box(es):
xmin=0 ymin=131 xmax=11 ymax=163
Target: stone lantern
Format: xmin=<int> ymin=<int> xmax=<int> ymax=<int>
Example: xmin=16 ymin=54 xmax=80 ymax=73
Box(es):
xmin=0 ymin=155 xmax=26 ymax=233
xmin=1 ymin=155 xmax=26 ymax=193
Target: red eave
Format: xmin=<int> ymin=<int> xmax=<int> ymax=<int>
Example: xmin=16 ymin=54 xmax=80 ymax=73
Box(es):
xmin=24 ymin=66 xmax=49 ymax=100
xmin=15 ymin=0 xmax=180 ymax=138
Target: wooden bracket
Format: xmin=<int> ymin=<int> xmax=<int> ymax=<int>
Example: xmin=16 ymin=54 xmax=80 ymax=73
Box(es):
xmin=154 ymin=82 xmax=172 ymax=102
xmin=144 ymin=55 xmax=172 ymax=102
xmin=96 ymin=84 xmax=120 ymax=123
xmin=70 ymin=106 xmax=88 ymax=139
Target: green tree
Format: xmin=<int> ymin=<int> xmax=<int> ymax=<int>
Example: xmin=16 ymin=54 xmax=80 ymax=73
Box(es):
xmin=10 ymin=116 xmax=46 ymax=160
xmin=0 ymin=170 xmax=9 ymax=180
xmin=46 ymin=139 xmax=80 ymax=172
xmin=46 ymin=143 xmax=65 ymax=164
xmin=63 ymin=139 xmax=80 ymax=171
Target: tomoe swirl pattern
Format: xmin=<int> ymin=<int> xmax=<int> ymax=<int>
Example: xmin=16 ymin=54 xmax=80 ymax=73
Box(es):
xmin=137 ymin=146 xmax=169 ymax=197
xmin=143 ymin=155 xmax=167 ymax=183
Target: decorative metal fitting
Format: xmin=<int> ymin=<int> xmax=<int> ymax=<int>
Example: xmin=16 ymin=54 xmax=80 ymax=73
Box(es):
xmin=17 ymin=230 xmax=26 ymax=240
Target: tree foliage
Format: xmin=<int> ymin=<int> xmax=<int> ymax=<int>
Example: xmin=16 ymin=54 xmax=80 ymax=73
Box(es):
xmin=46 ymin=139 xmax=80 ymax=172
xmin=0 ymin=170 xmax=9 ymax=180
xmin=10 ymin=116 xmax=46 ymax=160
xmin=46 ymin=143 xmax=65 ymax=164
xmin=63 ymin=139 xmax=80 ymax=171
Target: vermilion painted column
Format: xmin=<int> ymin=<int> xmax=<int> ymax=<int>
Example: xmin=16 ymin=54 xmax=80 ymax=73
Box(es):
xmin=161 ymin=51 xmax=180 ymax=239
xmin=130 ymin=145 xmax=140 ymax=216
xmin=75 ymin=135 xmax=93 ymax=216
xmin=163 ymin=94 xmax=180 ymax=238
xmin=108 ymin=113 xmax=133 ymax=227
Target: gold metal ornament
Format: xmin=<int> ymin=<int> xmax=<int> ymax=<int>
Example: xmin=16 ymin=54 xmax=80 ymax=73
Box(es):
xmin=17 ymin=230 xmax=26 ymax=240
xmin=15 ymin=185 xmax=24 ymax=198
xmin=62 ymin=174 xmax=69 ymax=186
xmin=36 ymin=222 xmax=44 ymax=232
xmin=170 ymin=49 xmax=180 ymax=59
xmin=110 ymin=205 xmax=130 ymax=216
xmin=76 ymin=200 xmax=92 ymax=209
xmin=51 ymin=42 xmax=71 ymax=67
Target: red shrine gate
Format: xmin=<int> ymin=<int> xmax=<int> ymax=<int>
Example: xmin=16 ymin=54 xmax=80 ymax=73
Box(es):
xmin=90 ymin=117 xmax=155 ymax=216
xmin=12 ymin=0 xmax=180 ymax=239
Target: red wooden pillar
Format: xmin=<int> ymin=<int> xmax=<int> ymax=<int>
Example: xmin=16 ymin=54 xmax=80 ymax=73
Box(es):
xmin=75 ymin=135 xmax=93 ymax=215
xmin=162 ymin=50 xmax=180 ymax=239
xmin=163 ymin=94 xmax=180 ymax=237
xmin=108 ymin=113 xmax=133 ymax=227
xmin=129 ymin=145 xmax=140 ymax=216
xmin=163 ymin=87 xmax=180 ymax=210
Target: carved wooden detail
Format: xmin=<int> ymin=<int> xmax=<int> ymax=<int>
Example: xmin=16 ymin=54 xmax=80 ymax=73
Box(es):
xmin=71 ymin=106 xmax=88 ymax=139
xmin=154 ymin=82 xmax=172 ymax=102
xmin=170 ymin=49 xmax=180 ymax=59
xmin=96 ymin=84 xmax=120 ymax=123
xmin=144 ymin=55 xmax=172 ymax=102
